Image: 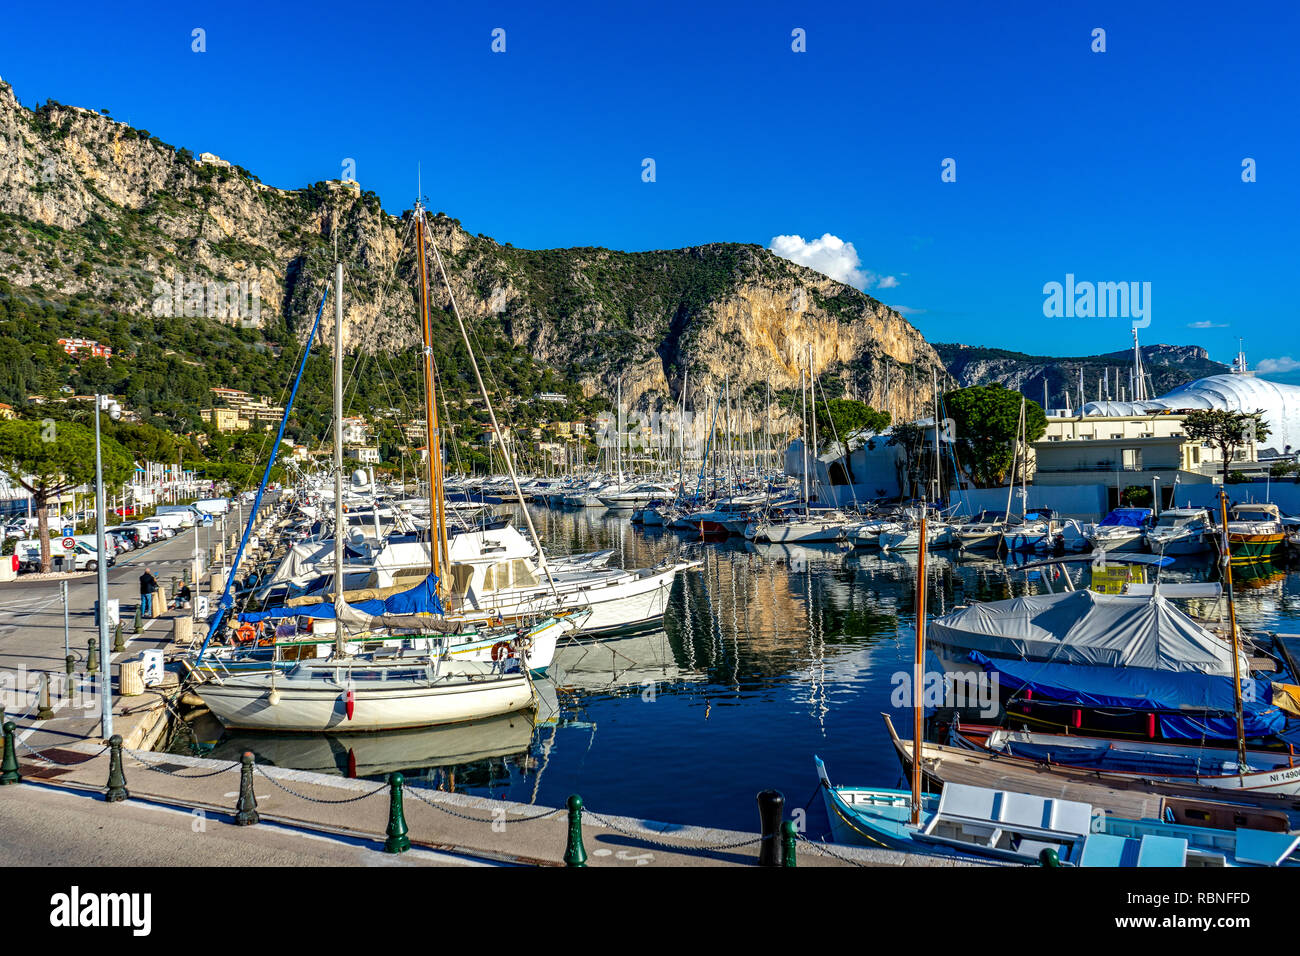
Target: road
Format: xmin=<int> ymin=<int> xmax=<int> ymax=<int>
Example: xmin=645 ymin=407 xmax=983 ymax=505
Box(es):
xmin=0 ymin=517 xmax=228 ymax=748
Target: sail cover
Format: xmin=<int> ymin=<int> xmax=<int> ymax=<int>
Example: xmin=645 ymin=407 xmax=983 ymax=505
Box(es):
xmin=928 ymin=589 xmax=1247 ymax=675
xmin=239 ymin=573 xmax=445 ymax=624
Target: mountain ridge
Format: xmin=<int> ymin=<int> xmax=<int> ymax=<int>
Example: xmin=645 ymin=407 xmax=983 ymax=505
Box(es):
xmin=0 ymin=77 xmax=944 ymax=439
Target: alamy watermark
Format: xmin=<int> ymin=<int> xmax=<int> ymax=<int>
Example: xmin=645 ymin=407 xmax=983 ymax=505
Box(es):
xmin=890 ymin=668 xmax=1000 ymax=718
xmin=151 ymin=274 xmax=261 ymax=325
xmin=1042 ymin=274 xmax=1151 ymax=328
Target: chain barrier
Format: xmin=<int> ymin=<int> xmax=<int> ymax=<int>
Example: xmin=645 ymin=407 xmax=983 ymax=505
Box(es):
xmin=584 ymin=809 xmax=763 ymax=851
xmin=14 ymin=737 xmax=107 ymax=766
xmin=126 ymin=750 xmax=239 ymax=778
xmin=404 ymin=783 xmax=562 ymax=824
xmin=253 ymin=765 xmax=387 ymax=804
xmin=794 ymin=832 xmax=868 ymax=867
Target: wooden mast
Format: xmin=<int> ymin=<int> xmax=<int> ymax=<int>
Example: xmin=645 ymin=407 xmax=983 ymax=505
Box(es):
xmin=911 ymin=509 xmax=927 ymax=825
xmin=1219 ymin=489 xmax=1248 ymax=772
xmin=415 ymin=207 xmax=447 ymax=585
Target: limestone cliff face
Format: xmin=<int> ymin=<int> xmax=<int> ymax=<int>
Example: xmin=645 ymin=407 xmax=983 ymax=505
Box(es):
xmin=0 ymin=77 xmax=943 ymax=429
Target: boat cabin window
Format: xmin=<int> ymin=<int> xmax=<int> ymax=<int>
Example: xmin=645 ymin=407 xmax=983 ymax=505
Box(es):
xmin=512 ymin=559 xmax=539 ymax=588
xmin=450 ymin=563 xmax=474 ymax=596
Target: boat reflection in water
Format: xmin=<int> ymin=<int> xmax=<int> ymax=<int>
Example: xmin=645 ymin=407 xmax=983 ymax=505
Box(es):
xmin=207 ymin=710 xmax=537 ymax=781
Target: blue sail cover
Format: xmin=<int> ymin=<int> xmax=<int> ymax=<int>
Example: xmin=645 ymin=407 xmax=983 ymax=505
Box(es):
xmin=238 ymin=573 xmax=444 ymax=623
xmin=1099 ymin=508 xmax=1153 ymax=527
xmin=970 ymin=652 xmax=1285 ymax=739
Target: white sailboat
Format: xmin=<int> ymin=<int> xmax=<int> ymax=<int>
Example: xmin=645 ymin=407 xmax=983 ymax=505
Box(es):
xmin=195 ymin=255 xmax=537 ymax=733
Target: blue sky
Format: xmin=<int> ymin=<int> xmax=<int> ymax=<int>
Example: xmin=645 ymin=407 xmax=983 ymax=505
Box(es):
xmin=1 ymin=0 xmax=1297 ymax=378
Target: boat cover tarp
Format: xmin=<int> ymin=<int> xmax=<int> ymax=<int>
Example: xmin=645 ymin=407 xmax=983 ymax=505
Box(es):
xmin=264 ymin=539 xmax=367 ymax=586
xmin=968 ymin=652 xmax=1285 ymax=739
xmin=929 ymin=589 xmax=1248 ymax=675
xmin=239 ymin=573 xmax=445 ymax=623
xmin=1100 ymin=508 xmax=1152 ymax=527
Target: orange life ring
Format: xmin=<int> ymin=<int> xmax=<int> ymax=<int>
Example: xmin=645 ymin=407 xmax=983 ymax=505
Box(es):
xmin=235 ymin=623 xmax=256 ymax=644
xmin=491 ymin=641 xmax=513 ymax=662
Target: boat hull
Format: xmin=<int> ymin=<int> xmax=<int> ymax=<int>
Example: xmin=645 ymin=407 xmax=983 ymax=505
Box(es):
xmin=199 ymin=670 xmax=535 ymax=732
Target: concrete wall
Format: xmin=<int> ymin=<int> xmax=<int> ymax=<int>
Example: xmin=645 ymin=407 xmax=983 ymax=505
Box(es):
xmin=946 ymin=484 xmax=1109 ymax=520
xmin=1173 ymin=480 xmax=1300 ymax=516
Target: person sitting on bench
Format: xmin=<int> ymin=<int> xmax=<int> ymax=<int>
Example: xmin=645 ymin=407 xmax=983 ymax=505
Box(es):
xmin=176 ymin=582 xmax=193 ymax=609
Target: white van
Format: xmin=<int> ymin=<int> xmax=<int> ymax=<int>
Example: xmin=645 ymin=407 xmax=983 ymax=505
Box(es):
xmin=149 ymin=511 xmax=191 ymax=532
xmin=15 ymin=538 xmax=115 ymax=572
xmin=154 ymin=505 xmax=198 ymax=528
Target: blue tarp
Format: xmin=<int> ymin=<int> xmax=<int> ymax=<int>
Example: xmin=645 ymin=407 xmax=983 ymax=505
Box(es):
xmin=1099 ymin=508 xmax=1153 ymax=527
xmin=239 ymin=573 xmax=445 ymax=623
xmin=969 ymin=651 xmax=1285 ymax=739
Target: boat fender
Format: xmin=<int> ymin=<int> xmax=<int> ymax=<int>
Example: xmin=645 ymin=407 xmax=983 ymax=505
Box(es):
xmin=345 ymin=684 xmax=355 ymax=721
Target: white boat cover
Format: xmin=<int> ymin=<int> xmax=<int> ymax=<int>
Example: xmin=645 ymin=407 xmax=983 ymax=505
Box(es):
xmin=928 ymin=589 xmax=1247 ymax=676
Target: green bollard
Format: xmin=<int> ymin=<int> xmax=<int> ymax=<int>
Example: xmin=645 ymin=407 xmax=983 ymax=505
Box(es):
xmin=65 ymin=655 xmax=76 ymax=700
xmin=383 ymin=772 xmax=410 ymax=853
xmin=1 ymin=722 xmax=21 ymax=785
xmin=235 ymin=752 xmax=260 ymax=826
xmin=782 ymin=820 xmax=797 ymax=867
xmin=564 ymin=794 xmax=588 ymax=867
xmin=105 ymin=734 xmax=128 ymax=802
xmin=1039 ymin=847 xmax=1060 ymax=867
xmin=112 ymin=622 xmax=124 ymax=653
xmin=36 ymin=672 xmax=53 ymax=720
xmin=133 ymin=605 xmax=142 ymax=634
xmin=87 ymin=637 xmax=98 ymax=675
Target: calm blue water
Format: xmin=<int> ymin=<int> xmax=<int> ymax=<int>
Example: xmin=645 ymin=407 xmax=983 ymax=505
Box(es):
xmin=196 ymin=505 xmax=1300 ymax=836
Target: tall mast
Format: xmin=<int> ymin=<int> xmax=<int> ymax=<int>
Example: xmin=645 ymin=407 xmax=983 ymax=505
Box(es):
xmin=932 ymin=367 xmax=942 ymax=506
xmin=426 ymin=216 xmax=557 ymax=592
xmin=1219 ymin=490 xmax=1248 ymax=772
xmin=807 ymin=345 xmax=818 ymax=509
xmin=911 ymin=508 xmax=927 ymax=825
xmin=415 ymin=208 xmax=447 ymax=583
xmin=800 ymin=366 xmax=809 ymax=516
xmin=724 ymin=373 xmax=733 ymax=493
xmin=332 ymin=261 xmax=346 ymax=658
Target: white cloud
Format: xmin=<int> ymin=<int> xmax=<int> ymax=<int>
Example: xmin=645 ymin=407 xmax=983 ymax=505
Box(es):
xmin=892 ymin=305 xmax=926 ymax=316
xmin=1187 ymin=320 xmax=1229 ymax=329
xmin=1256 ymin=356 xmax=1300 ymax=374
xmin=768 ymin=233 xmax=897 ymax=292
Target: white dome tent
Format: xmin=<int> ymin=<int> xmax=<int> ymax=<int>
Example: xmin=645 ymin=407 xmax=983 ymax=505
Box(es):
xmin=1082 ymin=374 xmax=1300 ymax=454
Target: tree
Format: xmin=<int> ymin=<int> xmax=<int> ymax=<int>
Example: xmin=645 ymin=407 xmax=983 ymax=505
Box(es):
xmin=1121 ymin=484 xmax=1152 ymax=507
xmin=813 ymin=399 xmax=891 ymax=450
xmin=0 ymin=419 xmax=133 ymax=571
xmin=1182 ymin=409 xmax=1270 ymax=485
xmin=943 ymin=384 xmax=1048 ymax=488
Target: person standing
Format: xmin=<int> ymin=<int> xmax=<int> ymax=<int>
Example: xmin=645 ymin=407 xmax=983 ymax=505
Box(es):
xmin=139 ymin=566 xmax=159 ymax=617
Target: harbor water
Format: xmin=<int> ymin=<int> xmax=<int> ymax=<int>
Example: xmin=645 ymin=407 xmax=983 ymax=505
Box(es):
xmin=188 ymin=504 xmax=1300 ymax=836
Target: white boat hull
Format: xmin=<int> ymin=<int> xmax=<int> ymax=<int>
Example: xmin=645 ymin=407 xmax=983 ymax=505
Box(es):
xmin=199 ymin=668 xmax=535 ymax=732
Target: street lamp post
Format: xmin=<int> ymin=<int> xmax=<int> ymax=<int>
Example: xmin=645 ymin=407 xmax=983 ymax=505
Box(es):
xmin=94 ymin=393 xmax=121 ymax=739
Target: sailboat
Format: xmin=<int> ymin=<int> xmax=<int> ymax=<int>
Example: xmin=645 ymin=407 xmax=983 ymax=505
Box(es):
xmin=192 ymin=259 xmax=538 ymax=733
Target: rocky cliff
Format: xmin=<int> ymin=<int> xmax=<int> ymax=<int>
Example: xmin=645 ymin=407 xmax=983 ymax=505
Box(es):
xmin=0 ymin=77 xmax=943 ymax=432
xmin=935 ymin=342 xmax=1227 ymax=407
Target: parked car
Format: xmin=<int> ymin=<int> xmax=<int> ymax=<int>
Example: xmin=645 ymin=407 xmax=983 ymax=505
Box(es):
xmin=106 ymin=530 xmax=135 ymax=552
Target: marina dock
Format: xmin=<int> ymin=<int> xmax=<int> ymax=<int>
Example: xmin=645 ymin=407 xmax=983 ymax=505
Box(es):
xmin=0 ymin=515 xmax=983 ymax=868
